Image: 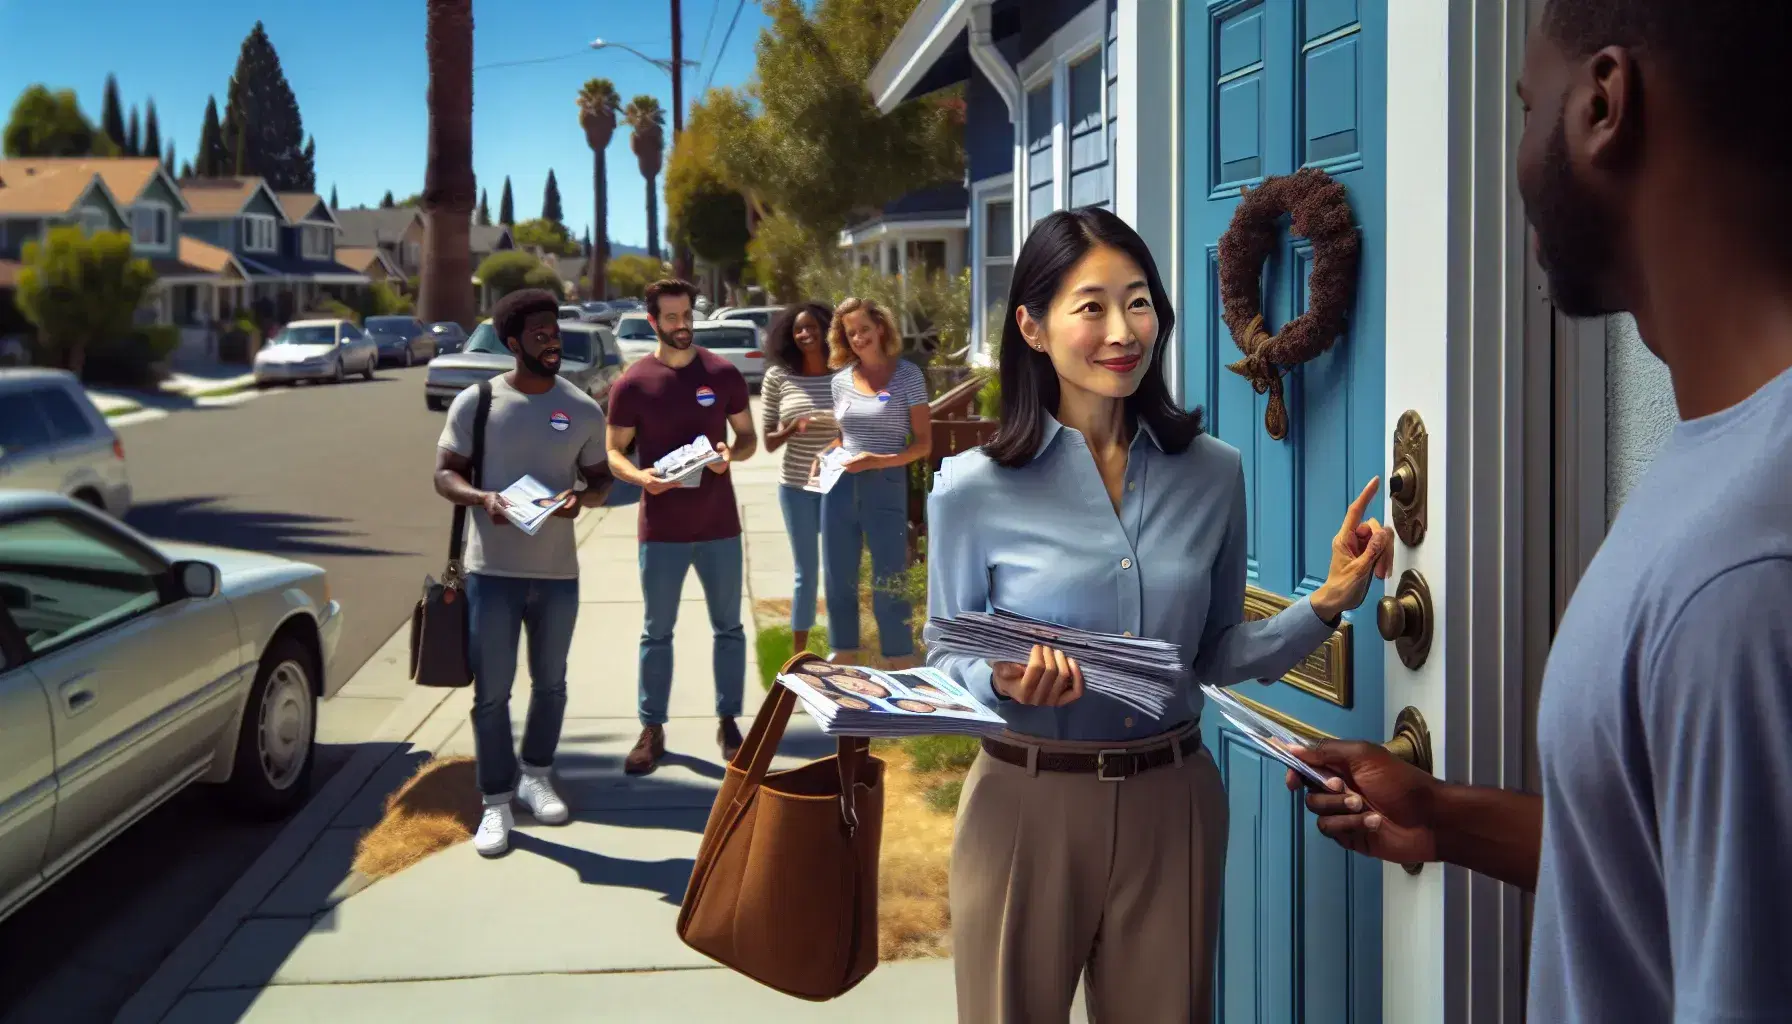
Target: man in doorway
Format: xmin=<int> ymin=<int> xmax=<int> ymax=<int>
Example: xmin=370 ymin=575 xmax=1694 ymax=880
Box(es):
xmin=605 ymin=278 xmax=757 ymax=775
xmin=434 ymin=288 xmax=612 ymax=857
xmin=1290 ymin=2 xmax=1792 ymax=1019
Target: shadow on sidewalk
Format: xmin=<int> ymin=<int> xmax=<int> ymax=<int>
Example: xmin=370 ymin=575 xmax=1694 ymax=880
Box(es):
xmin=507 ymin=832 xmax=697 ymax=905
xmin=127 ymin=498 xmax=402 ymax=559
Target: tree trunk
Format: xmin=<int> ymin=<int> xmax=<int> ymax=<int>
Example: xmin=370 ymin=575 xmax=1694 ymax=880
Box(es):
xmin=590 ymin=147 xmax=610 ymax=299
xmin=420 ymin=0 xmax=478 ymax=328
xmin=646 ymin=172 xmax=661 ymax=263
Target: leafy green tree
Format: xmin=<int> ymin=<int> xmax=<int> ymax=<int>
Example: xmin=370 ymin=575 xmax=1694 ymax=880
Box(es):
xmin=101 ymin=75 xmax=126 ymax=152
xmin=541 ymin=168 xmax=564 ymax=224
xmin=624 ymin=94 xmax=666 ymax=262
xmin=179 ymin=159 xmax=193 ymax=178
xmin=664 ymin=98 xmax=749 ymax=272
xmin=4 ymin=86 xmax=117 ymax=158
xmin=606 ymin=253 xmax=666 ymax=299
xmin=396 ymin=192 xmax=423 ymax=207
xmin=745 ymin=210 xmax=811 ymax=302
xmin=380 ymin=191 xmax=396 ymax=208
xmin=195 ymin=95 xmax=224 ymax=176
xmin=126 ymin=106 xmax=140 ymax=157
xmin=511 ymin=217 xmax=581 ymax=257
xmin=13 ymin=227 xmax=156 ymax=378
xmin=498 ymin=176 xmax=515 ymax=225
xmin=576 ymin=78 xmax=620 ymax=298
xmin=219 ymin=22 xmax=315 ymax=190
xmin=144 ymin=101 xmax=161 ymax=162
xmin=476 ymin=189 xmax=491 ymax=226
xmin=475 ymin=249 xmax=559 ymax=301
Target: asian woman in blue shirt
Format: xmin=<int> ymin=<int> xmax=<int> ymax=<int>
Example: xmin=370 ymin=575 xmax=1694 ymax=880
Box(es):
xmin=926 ymin=207 xmax=1393 ymax=1022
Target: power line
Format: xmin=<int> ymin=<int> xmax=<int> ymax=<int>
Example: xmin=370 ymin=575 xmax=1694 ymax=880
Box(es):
xmin=703 ymin=0 xmax=748 ymax=95
xmin=697 ymin=0 xmax=724 ymax=69
xmin=474 ymin=50 xmax=586 ymax=72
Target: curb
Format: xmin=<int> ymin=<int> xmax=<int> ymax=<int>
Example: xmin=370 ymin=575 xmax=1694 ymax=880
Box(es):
xmin=115 ymin=509 xmax=620 ymax=1024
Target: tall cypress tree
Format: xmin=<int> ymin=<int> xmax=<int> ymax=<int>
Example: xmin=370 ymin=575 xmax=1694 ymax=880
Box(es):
xmin=300 ymin=136 xmax=317 ymax=190
xmin=218 ymin=22 xmax=313 ymax=190
xmin=476 ymin=189 xmax=491 ymax=226
xmin=498 ymin=176 xmax=515 ymax=226
xmin=163 ymin=143 xmax=175 ymax=175
xmin=330 ymin=184 xmax=339 ymax=208
xmin=126 ymin=106 xmax=141 ymax=157
xmin=180 ymin=159 xmax=194 ymax=179
xmin=101 ymin=75 xmax=127 ymax=153
xmin=143 ymin=101 xmax=161 ymax=162
xmin=196 ymin=96 xmax=224 ymax=177
xmin=380 ymin=190 xmax=396 ymax=208
xmin=541 ymin=169 xmax=564 ymax=223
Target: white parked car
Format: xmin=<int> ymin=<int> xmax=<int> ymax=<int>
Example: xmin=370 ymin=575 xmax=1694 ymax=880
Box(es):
xmin=706 ymin=305 xmax=780 ymax=332
xmin=0 ymin=369 xmax=131 ymax=519
xmin=253 ymin=319 xmax=379 ymax=386
xmin=0 ymin=491 xmax=341 ymax=924
xmin=694 ymin=319 xmax=768 ymax=387
xmin=614 ymin=313 xmax=659 ymax=363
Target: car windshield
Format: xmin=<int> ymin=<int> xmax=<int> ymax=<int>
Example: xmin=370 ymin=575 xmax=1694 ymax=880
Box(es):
xmin=616 ymin=318 xmax=655 ymax=340
xmin=581 ymin=301 xmax=610 ymax=313
xmin=428 ymin=323 xmax=462 ymax=336
xmin=608 ymin=298 xmax=640 ymax=310
xmin=559 ymin=328 xmax=594 ymax=364
xmin=365 ymin=317 xmax=415 ymax=334
xmin=734 ymin=310 xmax=773 ymax=328
xmin=272 ymin=325 xmax=337 ymax=345
xmin=558 ymin=307 xmax=583 ymax=320
xmin=464 ymin=322 xmax=508 ymax=355
xmin=698 ymin=326 xmax=757 ymax=350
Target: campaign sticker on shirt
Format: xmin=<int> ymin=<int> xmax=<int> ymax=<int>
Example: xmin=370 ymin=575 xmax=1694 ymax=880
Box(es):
xmin=548 ymin=410 xmax=571 ymax=432
xmin=695 ymin=386 xmax=717 ymax=407
xmin=876 ymin=390 xmax=891 ymax=404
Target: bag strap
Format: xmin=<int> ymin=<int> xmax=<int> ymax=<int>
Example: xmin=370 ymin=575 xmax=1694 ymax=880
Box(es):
xmin=446 ymin=380 xmax=494 ymax=578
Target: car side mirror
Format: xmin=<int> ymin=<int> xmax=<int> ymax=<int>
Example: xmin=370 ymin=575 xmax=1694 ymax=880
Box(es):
xmin=173 ymin=560 xmax=221 ymax=600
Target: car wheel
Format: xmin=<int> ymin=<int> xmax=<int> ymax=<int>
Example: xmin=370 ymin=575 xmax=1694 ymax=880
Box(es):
xmin=221 ymin=634 xmax=317 ymax=819
xmin=334 ymin=359 xmax=346 ymax=384
xmin=426 ymin=395 xmax=444 ymax=411
xmin=363 ymin=355 xmax=376 ymax=380
xmin=72 ymin=487 xmax=105 ymax=510
xmin=404 ymin=348 xmax=415 ymax=368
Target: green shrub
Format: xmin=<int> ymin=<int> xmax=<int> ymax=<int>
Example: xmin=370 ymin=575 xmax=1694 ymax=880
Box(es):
xmin=83 ymin=323 xmax=180 ymax=387
xmin=922 ymin=777 xmax=964 ymax=814
xmin=903 ymin=734 xmax=979 ymax=773
xmin=312 ymin=299 xmax=360 ymax=324
xmin=756 ymin=623 xmax=830 ymax=692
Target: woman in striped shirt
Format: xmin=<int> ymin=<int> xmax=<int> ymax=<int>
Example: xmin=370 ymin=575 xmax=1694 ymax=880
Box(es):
xmin=818 ymin=297 xmax=932 ymax=669
xmin=759 ymin=302 xmax=840 ymax=653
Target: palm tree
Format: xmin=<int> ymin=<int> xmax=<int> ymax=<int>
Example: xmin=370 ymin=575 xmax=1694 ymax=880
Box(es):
xmin=576 ymin=78 xmax=620 ymax=300
xmin=623 ymin=95 xmax=666 ymax=264
xmin=420 ymin=0 xmax=476 ymax=327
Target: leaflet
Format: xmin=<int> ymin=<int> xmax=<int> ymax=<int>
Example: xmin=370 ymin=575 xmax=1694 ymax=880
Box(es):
xmin=654 ymin=434 xmax=724 ymax=488
xmin=1199 ymin=684 xmax=1338 ymax=790
xmin=923 ymin=609 xmax=1183 ymax=716
xmin=804 ymin=447 xmax=852 ymax=495
xmin=496 ymin=475 xmax=571 ymax=536
xmin=777 ymin=663 xmax=1008 ymax=738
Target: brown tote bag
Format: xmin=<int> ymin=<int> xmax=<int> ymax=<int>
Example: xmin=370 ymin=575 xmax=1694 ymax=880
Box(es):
xmin=408 ymin=380 xmax=491 ymax=688
xmin=677 ymin=652 xmax=885 ymax=1001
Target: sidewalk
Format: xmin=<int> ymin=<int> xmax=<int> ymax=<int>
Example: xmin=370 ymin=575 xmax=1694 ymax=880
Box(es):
xmin=118 ymin=437 xmax=960 ymax=1023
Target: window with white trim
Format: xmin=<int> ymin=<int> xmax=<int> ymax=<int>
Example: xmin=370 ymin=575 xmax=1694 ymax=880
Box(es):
xmin=978 ymin=188 xmax=1014 ymax=349
xmin=242 ymin=215 xmax=277 ymax=252
xmin=131 ymin=204 xmax=170 ymax=247
xmin=301 ymin=224 xmax=331 ymax=260
xmin=1017 ymin=1 xmax=1115 ymax=222
xmin=1025 ymin=82 xmax=1055 ymax=225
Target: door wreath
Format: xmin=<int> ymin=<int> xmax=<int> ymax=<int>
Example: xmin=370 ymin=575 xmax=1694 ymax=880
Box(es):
xmin=1217 ymin=167 xmax=1361 ymax=441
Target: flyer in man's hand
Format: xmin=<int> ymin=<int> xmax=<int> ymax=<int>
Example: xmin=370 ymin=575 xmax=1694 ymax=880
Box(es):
xmin=804 ymin=447 xmax=852 ymax=495
xmin=1199 ymin=684 xmax=1338 ymax=790
xmin=653 ymin=434 xmax=723 ymax=488
xmin=495 ymin=475 xmax=569 ymax=536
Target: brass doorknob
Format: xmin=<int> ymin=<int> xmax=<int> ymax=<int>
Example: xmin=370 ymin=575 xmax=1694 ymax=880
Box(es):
xmin=1383 ymin=706 xmax=1434 ymax=877
xmin=1388 ymin=458 xmax=1418 ymax=505
xmin=1377 ymin=590 xmax=1425 ymax=642
xmin=1378 ymin=569 xmax=1434 ymax=670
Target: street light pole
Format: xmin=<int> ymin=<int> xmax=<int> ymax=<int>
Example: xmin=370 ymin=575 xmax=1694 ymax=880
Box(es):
xmin=670 ymin=0 xmax=693 ymax=282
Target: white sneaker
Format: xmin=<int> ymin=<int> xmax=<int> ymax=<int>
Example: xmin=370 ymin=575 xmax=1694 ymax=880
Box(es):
xmin=517 ymin=771 xmax=569 ymax=825
xmin=474 ymin=803 xmax=513 ymax=857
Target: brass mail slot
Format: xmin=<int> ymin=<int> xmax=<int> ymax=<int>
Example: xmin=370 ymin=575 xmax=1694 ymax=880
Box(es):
xmin=1243 ymin=585 xmax=1353 ymax=708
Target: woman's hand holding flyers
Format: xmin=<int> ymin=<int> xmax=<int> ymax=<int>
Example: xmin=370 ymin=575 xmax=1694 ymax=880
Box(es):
xmin=989 ymin=644 xmax=1085 ymax=706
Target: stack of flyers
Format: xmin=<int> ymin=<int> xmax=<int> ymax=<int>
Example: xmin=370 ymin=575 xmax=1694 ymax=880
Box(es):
xmin=1200 ymin=684 xmax=1338 ymax=791
xmin=778 ymin=663 xmax=1008 ymax=738
xmin=804 ymin=447 xmax=852 ymax=495
xmin=496 ymin=475 xmax=574 ymax=536
xmin=923 ymin=609 xmax=1184 ymax=717
xmin=654 ymin=434 xmax=723 ymax=488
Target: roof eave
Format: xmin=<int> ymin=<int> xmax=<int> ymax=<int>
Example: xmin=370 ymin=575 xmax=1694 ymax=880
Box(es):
xmin=869 ymin=0 xmax=969 ymax=115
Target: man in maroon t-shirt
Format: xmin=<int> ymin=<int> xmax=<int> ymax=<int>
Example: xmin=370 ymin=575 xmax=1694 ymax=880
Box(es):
xmin=605 ymin=279 xmax=758 ymax=774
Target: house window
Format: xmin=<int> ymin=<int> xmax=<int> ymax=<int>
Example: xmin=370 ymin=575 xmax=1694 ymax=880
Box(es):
xmin=131 ymin=205 xmax=171 ymax=247
xmin=301 ymin=225 xmax=331 ymax=260
xmin=404 ymin=241 xmax=420 ymax=267
xmin=79 ymin=208 xmax=110 ymax=235
xmin=977 ymin=187 xmax=1015 ymax=350
xmin=1067 ymin=53 xmax=1110 ymax=209
xmin=243 ymin=215 xmax=277 ymax=252
xmin=1025 ymin=83 xmax=1055 ymax=225
xmin=1018 ymin=2 xmax=1114 ymax=223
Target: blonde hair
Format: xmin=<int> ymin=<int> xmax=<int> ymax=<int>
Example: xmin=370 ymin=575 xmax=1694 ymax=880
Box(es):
xmin=826 ymin=297 xmax=903 ymax=369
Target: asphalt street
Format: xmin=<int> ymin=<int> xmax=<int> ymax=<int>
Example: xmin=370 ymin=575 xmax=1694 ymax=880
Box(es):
xmin=0 ymin=365 xmax=456 ymax=1024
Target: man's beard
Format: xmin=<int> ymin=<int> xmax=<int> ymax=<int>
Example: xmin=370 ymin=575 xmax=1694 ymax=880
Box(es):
xmin=657 ymin=326 xmax=694 ymax=351
xmin=1531 ymin=117 xmax=1620 ymax=318
xmin=519 ymin=349 xmax=559 ymax=377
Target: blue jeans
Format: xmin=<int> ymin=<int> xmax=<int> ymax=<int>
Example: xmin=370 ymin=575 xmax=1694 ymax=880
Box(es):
xmin=821 ymin=465 xmax=915 ymax=658
xmin=466 ymin=573 xmax=580 ymax=798
xmin=638 ymin=535 xmax=746 ymax=726
xmin=777 ymin=485 xmax=823 ymax=632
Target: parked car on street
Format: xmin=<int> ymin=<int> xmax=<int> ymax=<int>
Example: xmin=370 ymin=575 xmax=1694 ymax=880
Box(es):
xmin=252 ymin=319 xmax=378 ymax=386
xmin=423 ymin=319 xmax=625 ymax=412
xmin=614 ymin=313 xmax=658 ymax=363
xmin=0 ymin=370 xmax=131 ymax=519
xmin=708 ymin=305 xmax=780 ymax=332
xmin=695 ymin=319 xmax=767 ymax=388
xmin=0 ymin=490 xmax=340 ymax=925
xmin=363 ymin=316 xmax=436 ymax=368
xmin=579 ymin=301 xmax=621 ymax=326
xmin=425 ymin=322 xmax=468 ymax=355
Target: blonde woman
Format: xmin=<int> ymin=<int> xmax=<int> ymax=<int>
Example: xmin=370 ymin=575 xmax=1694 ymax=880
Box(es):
xmin=814 ymin=297 xmax=931 ymax=669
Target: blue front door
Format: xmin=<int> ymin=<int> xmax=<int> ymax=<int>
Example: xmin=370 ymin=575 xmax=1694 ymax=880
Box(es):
xmin=1182 ymin=1 xmax=1389 ymax=1020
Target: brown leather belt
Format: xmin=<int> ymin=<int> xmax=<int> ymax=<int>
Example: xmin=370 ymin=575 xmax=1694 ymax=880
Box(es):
xmin=980 ymin=727 xmax=1201 ymax=782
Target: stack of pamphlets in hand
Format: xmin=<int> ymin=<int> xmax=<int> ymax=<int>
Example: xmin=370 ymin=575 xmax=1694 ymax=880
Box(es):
xmin=777 ymin=664 xmax=1008 ymax=738
xmin=1200 ymin=684 xmax=1338 ymax=790
xmin=496 ymin=475 xmax=573 ymax=536
xmin=654 ymin=434 xmax=723 ymax=488
xmin=804 ymin=446 xmax=852 ymax=495
xmin=923 ymin=609 xmax=1183 ymax=717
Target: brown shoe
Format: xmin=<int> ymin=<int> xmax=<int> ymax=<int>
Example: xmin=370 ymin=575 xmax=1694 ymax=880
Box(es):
xmin=624 ymin=725 xmax=665 ymax=776
xmin=718 ymin=717 xmax=743 ymax=763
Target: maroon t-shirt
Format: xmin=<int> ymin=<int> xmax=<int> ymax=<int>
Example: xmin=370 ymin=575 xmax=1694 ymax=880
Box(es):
xmin=608 ymin=347 xmax=749 ymax=543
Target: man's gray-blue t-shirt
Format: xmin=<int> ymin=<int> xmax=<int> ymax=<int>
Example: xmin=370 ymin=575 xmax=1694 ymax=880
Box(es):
xmin=1530 ymin=363 xmax=1792 ymax=1021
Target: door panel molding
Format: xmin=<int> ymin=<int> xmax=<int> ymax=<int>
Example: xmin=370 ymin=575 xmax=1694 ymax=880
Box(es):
xmin=1244 ymin=585 xmax=1354 ymax=706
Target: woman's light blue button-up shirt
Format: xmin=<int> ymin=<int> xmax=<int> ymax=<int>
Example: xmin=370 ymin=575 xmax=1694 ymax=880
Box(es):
xmin=924 ymin=414 xmax=1334 ymax=743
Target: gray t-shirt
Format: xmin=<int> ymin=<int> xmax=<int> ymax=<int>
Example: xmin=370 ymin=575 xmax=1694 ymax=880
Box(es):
xmin=1529 ymin=363 xmax=1792 ymax=1021
xmin=437 ymin=374 xmax=605 ymax=579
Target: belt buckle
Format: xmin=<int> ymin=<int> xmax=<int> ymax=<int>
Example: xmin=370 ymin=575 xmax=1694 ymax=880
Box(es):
xmin=1096 ymin=749 xmax=1130 ymax=782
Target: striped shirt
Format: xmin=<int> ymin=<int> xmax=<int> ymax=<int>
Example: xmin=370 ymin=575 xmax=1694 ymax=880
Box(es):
xmin=832 ymin=360 xmax=929 ymax=456
xmin=760 ymin=364 xmax=841 ymax=488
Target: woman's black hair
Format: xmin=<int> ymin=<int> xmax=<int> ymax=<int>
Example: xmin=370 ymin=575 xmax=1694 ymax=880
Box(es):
xmin=982 ymin=207 xmax=1203 ymax=468
xmin=764 ymin=302 xmax=834 ymax=373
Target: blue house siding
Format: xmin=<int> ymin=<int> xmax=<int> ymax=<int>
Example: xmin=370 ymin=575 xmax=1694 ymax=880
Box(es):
xmin=966 ymin=63 xmax=1015 ymax=182
xmin=179 ymin=219 xmax=232 ymax=248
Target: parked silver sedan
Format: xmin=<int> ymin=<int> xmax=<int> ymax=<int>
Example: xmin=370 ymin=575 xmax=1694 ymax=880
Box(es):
xmin=252 ymin=319 xmax=379 ymax=386
xmin=423 ymin=319 xmax=625 ymax=412
xmin=695 ymin=319 xmax=768 ymax=387
xmin=614 ymin=312 xmax=658 ymax=363
xmin=0 ymin=490 xmax=341 ymax=924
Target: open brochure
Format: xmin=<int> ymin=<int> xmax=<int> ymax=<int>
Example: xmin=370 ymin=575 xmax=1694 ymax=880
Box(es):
xmin=777 ymin=664 xmax=1008 ymax=738
xmin=496 ymin=475 xmax=572 ymax=536
xmin=803 ymin=447 xmax=852 ymax=495
xmin=1199 ymin=684 xmax=1338 ymax=790
xmin=654 ymin=434 xmax=723 ymax=488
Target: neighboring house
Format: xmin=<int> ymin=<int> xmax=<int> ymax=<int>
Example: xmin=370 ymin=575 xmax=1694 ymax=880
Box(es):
xmin=0 ymin=160 xmax=130 ymax=314
xmin=268 ymin=192 xmax=370 ymax=312
xmin=469 ymin=222 xmax=515 ymax=266
xmin=871 ymin=0 xmax=1659 ymax=1017
xmin=178 ymin=176 xmax=302 ymax=325
xmin=334 ymin=206 xmax=424 ymax=284
xmin=837 ymin=183 xmax=970 ymax=282
xmin=336 ymin=245 xmax=405 ymax=285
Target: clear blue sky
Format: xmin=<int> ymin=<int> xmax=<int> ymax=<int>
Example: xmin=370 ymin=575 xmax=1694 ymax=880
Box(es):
xmin=0 ymin=0 xmax=773 ymax=251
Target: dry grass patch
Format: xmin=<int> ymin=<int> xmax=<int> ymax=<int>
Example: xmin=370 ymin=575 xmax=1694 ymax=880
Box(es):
xmin=754 ymin=596 xmax=791 ymax=622
xmin=351 ymin=756 xmax=481 ymax=879
xmin=875 ymin=735 xmax=978 ymax=960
